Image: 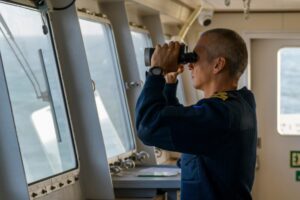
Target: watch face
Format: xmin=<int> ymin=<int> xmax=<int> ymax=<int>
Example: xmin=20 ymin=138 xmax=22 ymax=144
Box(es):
xmin=151 ymin=67 xmax=163 ymax=75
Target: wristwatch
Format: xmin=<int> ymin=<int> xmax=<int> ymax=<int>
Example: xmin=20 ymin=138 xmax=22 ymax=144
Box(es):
xmin=149 ymin=66 xmax=164 ymax=76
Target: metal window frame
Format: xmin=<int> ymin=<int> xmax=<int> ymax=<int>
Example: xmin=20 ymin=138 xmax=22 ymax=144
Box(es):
xmin=78 ymin=11 xmax=138 ymax=164
xmin=129 ymin=27 xmax=152 ymax=82
xmin=0 ymin=1 xmax=80 ymax=199
xmin=49 ymin=2 xmax=115 ymax=198
xmin=0 ymin=0 xmax=35 ymax=8
xmin=277 ymin=46 xmax=300 ymax=136
xmin=244 ymin=31 xmax=300 ymax=136
xmin=130 ymin=25 xmax=153 ymax=48
xmin=130 ymin=25 xmax=151 ymax=35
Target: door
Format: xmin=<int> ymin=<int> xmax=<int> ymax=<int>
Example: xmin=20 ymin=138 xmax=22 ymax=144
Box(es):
xmin=251 ymin=38 xmax=300 ymax=200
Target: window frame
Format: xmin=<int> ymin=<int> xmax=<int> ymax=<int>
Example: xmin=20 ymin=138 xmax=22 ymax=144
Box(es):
xmin=78 ymin=11 xmax=137 ymax=164
xmin=130 ymin=25 xmax=151 ymax=35
xmin=0 ymin=1 xmax=80 ymax=197
xmin=132 ymin=29 xmax=188 ymax=105
xmin=242 ymin=32 xmax=300 ymax=138
xmin=4 ymin=0 xmax=35 ymax=8
xmin=277 ymin=46 xmax=300 ymax=136
xmin=130 ymin=25 xmax=153 ymax=81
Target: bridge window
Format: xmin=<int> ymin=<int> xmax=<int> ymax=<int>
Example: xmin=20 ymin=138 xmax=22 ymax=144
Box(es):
xmin=131 ymin=29 xmax=152 ymax=82
xmin=131 ymin=31 xmax=186 ymax=104
xmin=79 ymin=18 xmax=135 ymax=158
xmin=0 ymin=3 xmax=77 ymax=183
xmin=278 ymin=47 xmax=300 ymax=135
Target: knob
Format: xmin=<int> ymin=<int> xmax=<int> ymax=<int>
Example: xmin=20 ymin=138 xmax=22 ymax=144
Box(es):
xmin=123 ymin=158 xmax=135 ymax=169
xmin=110 ymin=165 xmax=122 ymax=174
xmin=137 ymin=151 xmax=150 ymax=161
xmin=31 ymin=192 xmax=38 ymax=198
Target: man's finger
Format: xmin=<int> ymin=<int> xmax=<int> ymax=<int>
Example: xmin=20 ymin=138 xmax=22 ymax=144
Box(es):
xmin=174 ymin=42 xmax=180 ymax=48
xmin=162 ymin=43 xmax=168 ymax=49
xmin=176 ymin=65 xmax=184 ymax=74
xmin=169 ymin=41 xmax=175 ymax=49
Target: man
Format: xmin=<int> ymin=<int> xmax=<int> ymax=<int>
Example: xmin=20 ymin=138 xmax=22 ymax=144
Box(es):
xmin=135 ymin=28 xmax=257 ymax=200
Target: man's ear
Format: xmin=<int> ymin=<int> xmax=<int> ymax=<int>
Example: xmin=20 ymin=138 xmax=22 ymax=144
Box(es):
xmin=212 ymin=57 xmax=226 ymax=74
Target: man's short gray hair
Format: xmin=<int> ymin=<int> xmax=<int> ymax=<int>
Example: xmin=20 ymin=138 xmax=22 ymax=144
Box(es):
xmin=202 ymin=28 xmax=248 ymax=78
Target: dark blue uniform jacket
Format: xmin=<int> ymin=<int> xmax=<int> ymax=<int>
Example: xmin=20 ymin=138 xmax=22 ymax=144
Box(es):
xmin=135 ymin=75 xmax=257 ymax=200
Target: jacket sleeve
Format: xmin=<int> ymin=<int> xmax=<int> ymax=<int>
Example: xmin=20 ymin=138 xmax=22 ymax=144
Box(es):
xmin=135 ymin=75 xmax=232 ymax=155
xmin=163 ymin=81 xmax=183 ymax=107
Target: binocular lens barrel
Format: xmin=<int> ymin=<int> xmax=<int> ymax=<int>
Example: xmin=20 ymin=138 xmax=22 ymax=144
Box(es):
xmin=144 ymin=48 xmax=154 ymax=66
xmin=144 ymin=45 xmax=197 ymax=66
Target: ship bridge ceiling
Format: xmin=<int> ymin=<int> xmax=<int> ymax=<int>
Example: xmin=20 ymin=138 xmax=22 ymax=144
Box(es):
xmin=128 ymin=0 xmax=300 ymax=26
xmin=208 ymin=0 xmax=300 ymax=11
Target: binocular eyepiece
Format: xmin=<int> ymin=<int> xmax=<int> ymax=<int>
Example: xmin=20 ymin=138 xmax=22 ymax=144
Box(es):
xmin=144 ymin=44 xmax=198 ymax=66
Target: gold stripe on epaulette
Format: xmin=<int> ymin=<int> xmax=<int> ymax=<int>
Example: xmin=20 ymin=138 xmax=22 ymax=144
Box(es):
xmin=211 ymin=92 xmax=228 ymax=101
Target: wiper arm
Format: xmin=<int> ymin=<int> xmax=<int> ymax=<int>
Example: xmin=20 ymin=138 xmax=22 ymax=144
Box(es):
xmin=0 ymin=13 xmax=46 ymax=101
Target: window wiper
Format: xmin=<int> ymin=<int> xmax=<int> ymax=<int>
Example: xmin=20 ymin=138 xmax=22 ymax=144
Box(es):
xmin=38 ymin=48 xmax=62 ymax=142
xmin=0 ymin=13 xmax=47 ymax=101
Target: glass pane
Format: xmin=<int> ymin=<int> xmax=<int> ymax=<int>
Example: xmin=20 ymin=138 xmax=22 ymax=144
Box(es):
xmin=278 ymin=47 xmax=300 ymax=135
xmin=0 ymin=3 xmax=77 ymax=183
xmin=130 ymin=31 xmax=152 ymax=82
xmin=79 ymin=19 xmax=135 ymax=158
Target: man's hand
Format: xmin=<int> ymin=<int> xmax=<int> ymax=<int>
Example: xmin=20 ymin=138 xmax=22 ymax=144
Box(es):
xmin=151 ymin=42 xmax=180 ymax=73
xmin=164 ymin=65 xmax=184 ymax=84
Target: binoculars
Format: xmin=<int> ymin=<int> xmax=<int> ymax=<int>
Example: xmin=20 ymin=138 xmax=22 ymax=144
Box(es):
xmin=144 ymin=44 xmax=198 ymax=66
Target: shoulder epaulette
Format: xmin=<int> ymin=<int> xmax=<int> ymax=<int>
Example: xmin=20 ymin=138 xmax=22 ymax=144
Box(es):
xmin=211 ymin=92 xmax=229 ymax=101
